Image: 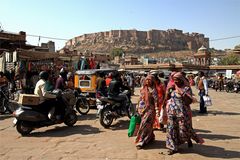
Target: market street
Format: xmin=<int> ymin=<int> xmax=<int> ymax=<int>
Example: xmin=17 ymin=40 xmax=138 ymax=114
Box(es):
xmin=0 ymin=88 xmax=240 ymax=160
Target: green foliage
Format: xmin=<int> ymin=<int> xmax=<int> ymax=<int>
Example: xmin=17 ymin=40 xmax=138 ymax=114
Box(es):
xmin=219 ymin=53 xmax=240 ymax=65
xmin=234 ymin=44 xmax=240 ymax=50
xmin=111 ymin=48 xmax=124 ymax=57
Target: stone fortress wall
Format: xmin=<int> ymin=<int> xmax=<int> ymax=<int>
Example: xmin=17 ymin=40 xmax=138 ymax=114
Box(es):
xmin=65 ymin=29 xmax=209 ymax=53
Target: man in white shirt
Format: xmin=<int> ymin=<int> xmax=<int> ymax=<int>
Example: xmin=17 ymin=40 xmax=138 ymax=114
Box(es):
xmin=34 ymin=71 xmax=57 ymax=116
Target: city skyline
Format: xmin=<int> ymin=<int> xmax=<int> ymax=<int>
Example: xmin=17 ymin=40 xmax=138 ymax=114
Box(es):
xmin=1 ymin=0 xmax=239 ymax=50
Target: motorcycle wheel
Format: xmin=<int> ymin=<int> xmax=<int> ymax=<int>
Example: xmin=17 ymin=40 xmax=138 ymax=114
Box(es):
xmin=64 ymin=112 xmax=78 ymax=126
xmin=16 ymin=121 xmax=32 ymax=136
xmin=127 ymin=102 xmax=135 ymax=119
xmin=75 ymin=99 xmax=90 ymax=115
xmin=99 ymin=107 xmax=113 ymax=128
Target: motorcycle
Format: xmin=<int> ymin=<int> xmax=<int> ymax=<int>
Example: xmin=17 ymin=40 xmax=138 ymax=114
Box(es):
xmin=97 ymin=90 xmax=135 ymax=128
xmin=233 ymin=81 xmax=240 ymax=93
xmin=0 ymin=85 xmax=13 ymax=114
xmin=225 ymin=80 xmax=235 ymax=93
xmin=74 ymin=89 xmax=90 ymax=115
xmin=12 ymin=90 xmax=78 ymax=136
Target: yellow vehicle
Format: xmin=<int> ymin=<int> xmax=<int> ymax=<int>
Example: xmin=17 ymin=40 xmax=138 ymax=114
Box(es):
xmin=74 ymin=69 xmax=116 ymax=93
xmin=74 ymin=69 xmax=116 ymax=106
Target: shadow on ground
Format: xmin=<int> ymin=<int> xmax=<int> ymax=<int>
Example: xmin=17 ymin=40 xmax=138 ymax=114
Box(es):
xmin=28 ymin=124 xmax=102 ymax=137
xmin=142 ymin=140 xmax=166 ymax=150
xmin=110 ymin=119 xmax=130 ymax=131
xmin=198 ymin=133 xmax=240 ymax=141
xmin=180 ymin=144 xmax=240 ymax=159
xmin=192 ymin=109 xmax=240 ymax=117
xmin=77 ymin=113 xmax=98 ymax=121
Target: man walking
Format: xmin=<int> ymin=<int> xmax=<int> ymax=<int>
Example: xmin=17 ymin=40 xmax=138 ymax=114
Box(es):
xmin=198 ymin=71 xmax=208 ymax=113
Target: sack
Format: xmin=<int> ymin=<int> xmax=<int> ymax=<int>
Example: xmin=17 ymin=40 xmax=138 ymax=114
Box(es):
xmin=203 ymin=95 xmax=212 ymax=106
xmin=128 ymin=114 xmax=141 ymax=137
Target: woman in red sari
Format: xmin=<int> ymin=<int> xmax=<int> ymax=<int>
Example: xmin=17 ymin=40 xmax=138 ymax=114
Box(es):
xmin=135 ymin=75 xmax=158 ymax=149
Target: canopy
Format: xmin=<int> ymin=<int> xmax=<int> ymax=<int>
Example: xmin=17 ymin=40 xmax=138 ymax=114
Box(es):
xmin=17 ymin=49 xmax=59 ymax=60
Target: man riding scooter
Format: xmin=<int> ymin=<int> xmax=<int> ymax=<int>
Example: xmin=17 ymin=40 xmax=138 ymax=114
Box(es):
xmin=34 ymin=71 xmax=64 ymax=121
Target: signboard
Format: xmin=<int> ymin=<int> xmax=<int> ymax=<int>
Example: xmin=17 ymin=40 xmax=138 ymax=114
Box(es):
xmin=226 ymin=70 xmax=232 ymax=79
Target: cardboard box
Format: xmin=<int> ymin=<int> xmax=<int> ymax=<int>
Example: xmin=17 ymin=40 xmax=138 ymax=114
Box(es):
xmin=18 ymin=94 xmax=40 ymax=105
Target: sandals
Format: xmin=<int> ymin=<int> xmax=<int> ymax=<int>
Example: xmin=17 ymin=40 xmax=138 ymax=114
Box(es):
xmin=136 ymin=142 xmax=144 ymax=150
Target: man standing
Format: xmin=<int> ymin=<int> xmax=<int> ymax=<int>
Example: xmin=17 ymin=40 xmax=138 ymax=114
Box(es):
xmin=198 ymin=71 xmax=208 ymax=113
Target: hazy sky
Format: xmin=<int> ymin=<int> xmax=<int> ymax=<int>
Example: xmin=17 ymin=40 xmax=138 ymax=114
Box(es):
xmin=1 ymin=0 xmax=239 ymax=50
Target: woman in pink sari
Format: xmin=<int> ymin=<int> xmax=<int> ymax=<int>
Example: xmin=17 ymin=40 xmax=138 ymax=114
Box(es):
xmin=135 ymin=75 xmax=158 ymax=149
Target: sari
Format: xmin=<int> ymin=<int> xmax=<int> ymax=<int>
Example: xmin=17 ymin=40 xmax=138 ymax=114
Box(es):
xmin=135 ymin=75 xmax=158 ymax=148
xmin=166 ymin=72 xmax=203 ymax=151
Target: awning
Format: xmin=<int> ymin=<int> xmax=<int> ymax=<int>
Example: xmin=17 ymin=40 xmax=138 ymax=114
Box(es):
xmin=17 ymin=49 xmax=59 ymax=60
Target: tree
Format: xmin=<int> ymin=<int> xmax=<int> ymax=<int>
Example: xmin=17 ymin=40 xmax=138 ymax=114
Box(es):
xmin=111 ymin=48 xmax=124 ymax=58
xmin=234 ymin=44 xmax=240 ymax=50
xmin=218 ymin=53 xmax=240 ymax=65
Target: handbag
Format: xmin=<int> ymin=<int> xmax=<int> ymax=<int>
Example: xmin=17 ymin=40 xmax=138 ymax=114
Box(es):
xmin=128 ymin=114 xmax=141 ymax=137
xmin=203 ymin=95 xmax=212 ymax=106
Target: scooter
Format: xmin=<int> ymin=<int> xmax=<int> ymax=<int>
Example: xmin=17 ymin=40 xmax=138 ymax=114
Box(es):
xmin=97 ymin=90 xmax=135 ymax=128
xmin=12 ymin=90 xmax=78 ymax=136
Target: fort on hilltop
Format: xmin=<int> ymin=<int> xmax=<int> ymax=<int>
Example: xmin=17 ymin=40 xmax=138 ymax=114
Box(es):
xmin=64 ymin=29 xmax=209 ymax=54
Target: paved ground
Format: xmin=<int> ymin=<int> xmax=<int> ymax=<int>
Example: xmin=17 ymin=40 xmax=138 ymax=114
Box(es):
xmin=0 ymin=88 xmax=240 ymax=160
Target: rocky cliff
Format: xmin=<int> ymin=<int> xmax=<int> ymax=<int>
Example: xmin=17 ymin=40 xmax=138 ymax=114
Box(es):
xmin=64 ymin=29 xmax=209 ymax=54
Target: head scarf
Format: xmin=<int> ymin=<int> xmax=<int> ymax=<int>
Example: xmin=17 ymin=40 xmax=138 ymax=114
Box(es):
xmin=166 ymin=71 xmax=176 ymax=91
xmin=140 ymin=75 xmax=156 ymax=107
xmin=173 ymin=72 xmax=189 ymax=87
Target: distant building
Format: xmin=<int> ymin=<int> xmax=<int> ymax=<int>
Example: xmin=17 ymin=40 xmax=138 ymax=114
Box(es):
xmin=0 ymin=31 xmax=35 ymax=53
xmin=33 ymin=41 xmax=55 ymax=52
xmin=194 ymin=45 xmax=211 ymax=66
xmin=124 ymin=56 xmax=138 ymax=65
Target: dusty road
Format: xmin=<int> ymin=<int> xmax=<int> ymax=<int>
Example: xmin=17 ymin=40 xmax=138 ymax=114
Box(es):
xmin=1 ymin=88 xmax=240 ymax=160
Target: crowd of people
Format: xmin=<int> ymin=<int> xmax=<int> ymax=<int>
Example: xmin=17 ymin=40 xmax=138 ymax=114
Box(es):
xmin=134 ymin=71 xmax=207 ymax=155
xmin=1 ymin=68 xmax=212 ymax=154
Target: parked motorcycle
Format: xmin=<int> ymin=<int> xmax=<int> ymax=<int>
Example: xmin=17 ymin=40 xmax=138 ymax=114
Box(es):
xmin=97 ymin=90 xmax=135 ymax=128
xmin=225 ymin=80 xmax=235 ymax=93
xmin=233 ymin=81 xmax=240 ymax=93
xmin=0 ymin=85 xmax=13 ymax=114
xmin=12 ymin=90 xmax=78 ymax=136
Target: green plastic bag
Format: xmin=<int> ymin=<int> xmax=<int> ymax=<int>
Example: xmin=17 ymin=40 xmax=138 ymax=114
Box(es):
xmin=128 ymin=115 xmax=141 ymax=137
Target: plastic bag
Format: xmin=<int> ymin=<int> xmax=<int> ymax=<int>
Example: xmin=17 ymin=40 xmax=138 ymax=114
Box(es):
xmin=128 ymin=114 xmax=141 ymax=137
xmin=203 ymin=95 xmax=212 ymax=106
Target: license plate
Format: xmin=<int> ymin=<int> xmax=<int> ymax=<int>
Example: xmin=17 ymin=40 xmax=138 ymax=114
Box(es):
xmin=13 ymin=118 xmax=17 ymax=125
